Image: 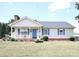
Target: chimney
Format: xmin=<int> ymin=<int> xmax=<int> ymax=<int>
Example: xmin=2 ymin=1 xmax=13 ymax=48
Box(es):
xmin=14 ymin=15 xmax=20 ymax=20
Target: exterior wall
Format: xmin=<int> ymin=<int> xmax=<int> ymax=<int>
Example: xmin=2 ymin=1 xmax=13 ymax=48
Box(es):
xmin=48 ymin=28 xmax=74 ymax=39
xmin=48 ymin=29 xmax=58 ymax=38
xmin=65 ymin=29 xmax=74 ymax=37
xmin=11 ymin=27 xmax=74 ymax=39
xmin=11 ymin=27 xmax=42 ymax=39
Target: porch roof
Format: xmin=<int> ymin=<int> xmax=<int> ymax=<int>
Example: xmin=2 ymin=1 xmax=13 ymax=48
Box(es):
xmin=9 ymin=17 xmax=43 ymax=27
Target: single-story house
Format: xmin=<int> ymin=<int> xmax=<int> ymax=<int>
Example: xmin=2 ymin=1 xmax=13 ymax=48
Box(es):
xmin=9 ymin=17 xmax=75 ymax=41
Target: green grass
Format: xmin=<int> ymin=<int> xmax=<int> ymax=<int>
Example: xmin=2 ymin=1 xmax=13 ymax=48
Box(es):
xmin=0 ymin=41 xmax=79 ymax=57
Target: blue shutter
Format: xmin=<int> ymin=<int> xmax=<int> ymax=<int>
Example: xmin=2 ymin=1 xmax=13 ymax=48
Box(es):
xmin=58 ymin=29 xmax=59 ymax=35
xmin=42 ymin=28 xmax=43 ymax=35
xmin=28 ymin=28 xmax=29 ymax=35
xmin=18 ymin=28 xmax=20 ymax=35
xmin=48 ymin=28 xmax=50 ymax=35
xmin=63 ymin=29 xmax=65 ymax=35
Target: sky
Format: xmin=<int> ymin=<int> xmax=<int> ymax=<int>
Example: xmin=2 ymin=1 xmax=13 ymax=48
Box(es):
xmin=0 ymin=1 xmax=79 ymax=33
xmin=0 ymin=2 xmax=78 ymax=23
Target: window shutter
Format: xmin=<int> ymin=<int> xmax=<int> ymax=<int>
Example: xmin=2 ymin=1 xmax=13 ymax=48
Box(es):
xmin=18 ymin=28 xmax=20 ymax=35
xmin=48 ymin=28 xmax=50 ymax=35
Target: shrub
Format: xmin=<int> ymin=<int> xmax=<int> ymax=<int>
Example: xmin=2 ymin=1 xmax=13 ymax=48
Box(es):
xmin=15 ymin=40 xmax=18 ymax=42
xmin=70 ymin=37 xmax=75 ymax=41
xmin=2 ymin=36 xmax=17 ymax=41
xmin=2 ymin=37 xmax=9 ymax=41
xmin=20 ymin=40 xmax=23 ymax=42
xmin=41 ymin=36 xmax=48 ymax=41
xmin=11 ymin=38 xmax=16 ymax=41
xmin=35 ymin=40 xmax=43 ymax=43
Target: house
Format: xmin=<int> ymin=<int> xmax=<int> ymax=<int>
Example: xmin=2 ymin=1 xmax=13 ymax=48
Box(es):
xmin=9 ymin=16 xmax=75 ymax=41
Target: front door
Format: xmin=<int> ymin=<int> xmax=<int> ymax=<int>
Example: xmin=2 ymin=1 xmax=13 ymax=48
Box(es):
xmin=32 ymin=29 xmax=37 ymax=39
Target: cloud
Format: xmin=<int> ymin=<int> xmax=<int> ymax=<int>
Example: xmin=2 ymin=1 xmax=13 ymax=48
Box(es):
xmin=48 ymin=1 xmax=71 ymax=12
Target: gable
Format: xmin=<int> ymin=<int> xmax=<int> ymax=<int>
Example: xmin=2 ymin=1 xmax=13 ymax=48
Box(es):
xmin=9 ymin=17 xmax=43 ymax=27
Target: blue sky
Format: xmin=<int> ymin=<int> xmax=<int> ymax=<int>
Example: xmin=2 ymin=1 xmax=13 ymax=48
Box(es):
xmin=0 ymin=2 xmax=78 ymax=23
xmin=0 ymin=2 xmax=49 ymax=23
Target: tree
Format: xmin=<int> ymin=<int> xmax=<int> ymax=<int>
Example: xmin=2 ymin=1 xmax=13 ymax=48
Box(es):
xmin=75 ymin=2 xmax=79 ymax=22
xmin=5 ymin=23 xmax=11 ymax=35
xmin=0 ymin=22 xmax=10 ymax=39
xmin=1 ymin=23 xmax=6 ymax=37
xmin=0 ymin=23 xmax=2 ymax=38
xmin=75 ymin=2 xmax=79 ymax=10
xmin=0 ymin=15 xmax=20 ymax=39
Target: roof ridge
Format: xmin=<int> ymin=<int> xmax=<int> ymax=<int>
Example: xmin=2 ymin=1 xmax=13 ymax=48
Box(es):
xmin=38 ymin=21 xmax=68 ymax=22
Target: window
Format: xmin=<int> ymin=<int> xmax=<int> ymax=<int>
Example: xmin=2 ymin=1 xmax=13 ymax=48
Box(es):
xmin=21 ymin=29 xmax=29 ymax=35
xmin=12 ymin=28 xmax=15 ymax=32
xmin=42 ymin=28 xmax=50 ymax=35
xmin=58 ymin=29 xmax=65 ymax=35
xmin=23 ymin=31 xmax=28 ymax=35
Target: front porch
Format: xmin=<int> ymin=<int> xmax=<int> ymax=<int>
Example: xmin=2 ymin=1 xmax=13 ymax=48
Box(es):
xmin=11 ymin=27 xmax=42 ymax=40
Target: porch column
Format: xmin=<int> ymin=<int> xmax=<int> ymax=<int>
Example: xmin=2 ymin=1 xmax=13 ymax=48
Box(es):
xmin=38 ymin=27 xmax=42 ymax=39
xmin=28 ymin=27 xmax=30 ymax=38
xmin=11 ymin=27 xmax=12 ymax=37
xmin=40 ymin=27 xmax=42 ymax=38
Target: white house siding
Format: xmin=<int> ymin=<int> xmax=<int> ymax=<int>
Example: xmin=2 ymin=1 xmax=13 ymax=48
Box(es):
xmin=48 ymin=28 xmax=74 ymax=39
xmin=48 ymin=29 xmax=57 ymax=38
xmin=65 ymin=29 xmax=74 ymax=38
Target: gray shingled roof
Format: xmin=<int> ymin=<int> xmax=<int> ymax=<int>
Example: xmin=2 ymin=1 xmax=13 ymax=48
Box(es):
xmin=38 ymin=21 xmax=75 ymax=28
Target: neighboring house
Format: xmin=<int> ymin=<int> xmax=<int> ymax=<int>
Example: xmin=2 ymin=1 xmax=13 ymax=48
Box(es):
xmin=9 ymin=17 xmax=75 ymax=41
xmin=73 ymin=33 xmax=79 ymax=41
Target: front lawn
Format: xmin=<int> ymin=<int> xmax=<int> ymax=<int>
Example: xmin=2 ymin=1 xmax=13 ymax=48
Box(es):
xmin=0 ymin=41 xmax=79 ymax=57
